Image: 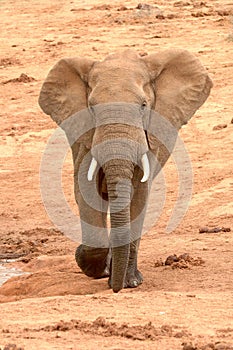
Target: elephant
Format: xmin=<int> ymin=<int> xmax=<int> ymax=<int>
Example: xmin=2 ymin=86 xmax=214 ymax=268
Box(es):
xmin=38 ymin=49 xmax=212 ymax=293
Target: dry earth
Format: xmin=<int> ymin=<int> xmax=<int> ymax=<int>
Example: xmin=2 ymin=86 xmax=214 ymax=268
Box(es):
xmin=0 ymin=0 xmax=233 ymax=349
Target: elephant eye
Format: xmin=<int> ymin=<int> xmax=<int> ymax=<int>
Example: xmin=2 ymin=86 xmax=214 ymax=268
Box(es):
xmin=142 ymin=101 xmax=147 ymax=108
xmin=140 ymin=101 xmax=147 ymax=112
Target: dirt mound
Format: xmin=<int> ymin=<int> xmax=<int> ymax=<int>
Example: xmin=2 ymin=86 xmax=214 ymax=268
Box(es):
xmin=182 ymin=341 xmax=233 ymax=350
xmin=154 ymin=253 xmax=205 ymax=269
xmin=0 ymin=228 xmax=75 ymax=260
xmin=199 ymin=226 xmax=231 ymax=233
xmin=0 ymin=57 xmax=21 ymax=67
xmin=28 ymin=317 xmax=191 ymax=341
xmin=1 ymin=345 xmax=24 ymax=350
xmin=2 ymin=73 xmax=36 ymax=84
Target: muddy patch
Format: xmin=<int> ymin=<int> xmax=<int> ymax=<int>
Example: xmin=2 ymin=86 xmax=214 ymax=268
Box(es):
xmin=0 ymin=261 xmax=25 ymax=287
xmin=0 ymin=228 xmax=75 ymax=260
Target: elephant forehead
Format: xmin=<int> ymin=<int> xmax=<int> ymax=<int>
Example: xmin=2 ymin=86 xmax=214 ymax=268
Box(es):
xmin=89 ymin=59 xmax=149 ymax=85
xmin=88 ymin=83 xmax=147 ymax=105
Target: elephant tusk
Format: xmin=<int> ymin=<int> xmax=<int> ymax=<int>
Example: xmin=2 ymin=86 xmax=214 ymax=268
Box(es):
xmin=141 ymin=153 xmax=150 ymax=183
xmin=87 ymin=157 xmax=98 ymax=181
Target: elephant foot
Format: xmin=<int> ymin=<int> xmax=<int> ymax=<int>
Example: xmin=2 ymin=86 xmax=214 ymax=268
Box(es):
xmin=124 ymin=269 xmax=143 ymax=288
xmin=108 ymin=268 xmax=143 ymax=289
xmin=75 ymin=244 xmax=110 ymax=279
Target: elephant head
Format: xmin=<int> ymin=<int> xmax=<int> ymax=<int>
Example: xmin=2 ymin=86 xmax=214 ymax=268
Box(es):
xmin=39 ymin=49 xmax=212 ymax=292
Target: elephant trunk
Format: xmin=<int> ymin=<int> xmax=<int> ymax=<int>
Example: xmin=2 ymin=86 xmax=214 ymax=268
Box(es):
xmin=104 ymin=160 xmax=133 ymax=293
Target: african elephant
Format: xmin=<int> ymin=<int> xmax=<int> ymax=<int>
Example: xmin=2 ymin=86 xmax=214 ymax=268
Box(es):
xmin=38 ymin=49 xmax=212 ymax=293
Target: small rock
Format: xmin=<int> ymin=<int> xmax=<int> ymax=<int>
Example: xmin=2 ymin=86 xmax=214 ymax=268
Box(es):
xmin=199 ymin=227 xmax=231 ymax=234
xmin=174 ymin=330 xmax=187 ymax=338
xmin=136 ymin=3 xmax=151 ymax=10
xmin=139 ymin=51 xmax=148 ymax=57
xmin=150 ymin=35 xmax=162 ymax=38
xmin=215 ymin=342 xmax=233 ymax=350
xmin=2 ymin=329 xmax=10 ymax=333
xmin=92 ymin=4 xmax=111 ymax=10
xmin=161 ymin=324 xmax=173 ymax=336
xmin=154 ymin=259 xmax=164 ymax=267
xmin=114 ymin=18 xmax=124 ymax=24
xmin=167 ymin=13 xmax=176 ymax=19
xmin=191 ymin=11 xmax=205 ymax=17
xmin=0 ymin=58 xmax=20 ymax=67
xmin=7 ymin=131 xmax=16 ymax=137
xmin=178 ymin=253 xmax=191 ymax=261
xmin=20 ymin=257 xmax=31 ymax=263
xmin=217 ymin=10 xmax=231 ymax=16
xmin=174 ymin=1 xmax=191 ymax=6
xmin=193 ymin=2 xmax=207 ymax=8
xmin=156 ymin=14 xmax=165 ymax=19
xmin=202 ymin=343 xmax=215 ymax=350
xmin=172 ymin=260 xmax=189 ymax=269
xmin=13 ymin=214 xmax=20 ymax=220
xmin=11 ymin=124 xmax=20 ymax=131
xmin=213 ymin=124 xmax=227 ymax=130
xmin=43 ymin=38 xmax=54 ymax=42
xmin=199 ymin=227 xmax=210 ymax=233
xmin=165 ymin=254 xmax=179 ymax=265
xmin=231 ymin=117 xmax=233 ymax=124
xmin=182 ymin=343 xmax=197 ymax=350
xmin=117 ymin=6 xmax=128 ymax=11
xmin=3 ymin=344 xmax=24 ymax=350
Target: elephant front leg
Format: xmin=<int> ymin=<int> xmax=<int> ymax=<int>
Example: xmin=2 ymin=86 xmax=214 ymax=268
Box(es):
xmin=74 ymin=194 xmax=110 ymax=278
xmin=74 ymin=174 xmax=110 ymax=279
xmin=108 ymin=239 xmax=142 ymax=289
xmin=123 ymin=173 xmax=149 ymax=288
xmin=124 ymin=238 xmax=143 ymax=288
xmin=75 ymin=244 xmax=111 ymax=279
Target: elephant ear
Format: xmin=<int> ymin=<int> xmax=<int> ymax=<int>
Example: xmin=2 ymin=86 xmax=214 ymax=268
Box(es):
xmin=143 ymin=49 xmax=213 ymax=131
xmin=38 ymin=57 xmax=96 ymax=148
xmin=39 ymin=57 xmax=95 ymax=124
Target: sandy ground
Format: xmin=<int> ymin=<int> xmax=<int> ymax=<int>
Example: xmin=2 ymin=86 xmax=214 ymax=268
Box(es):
xmin=0 ymin=0 xmax=233 ymax=349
